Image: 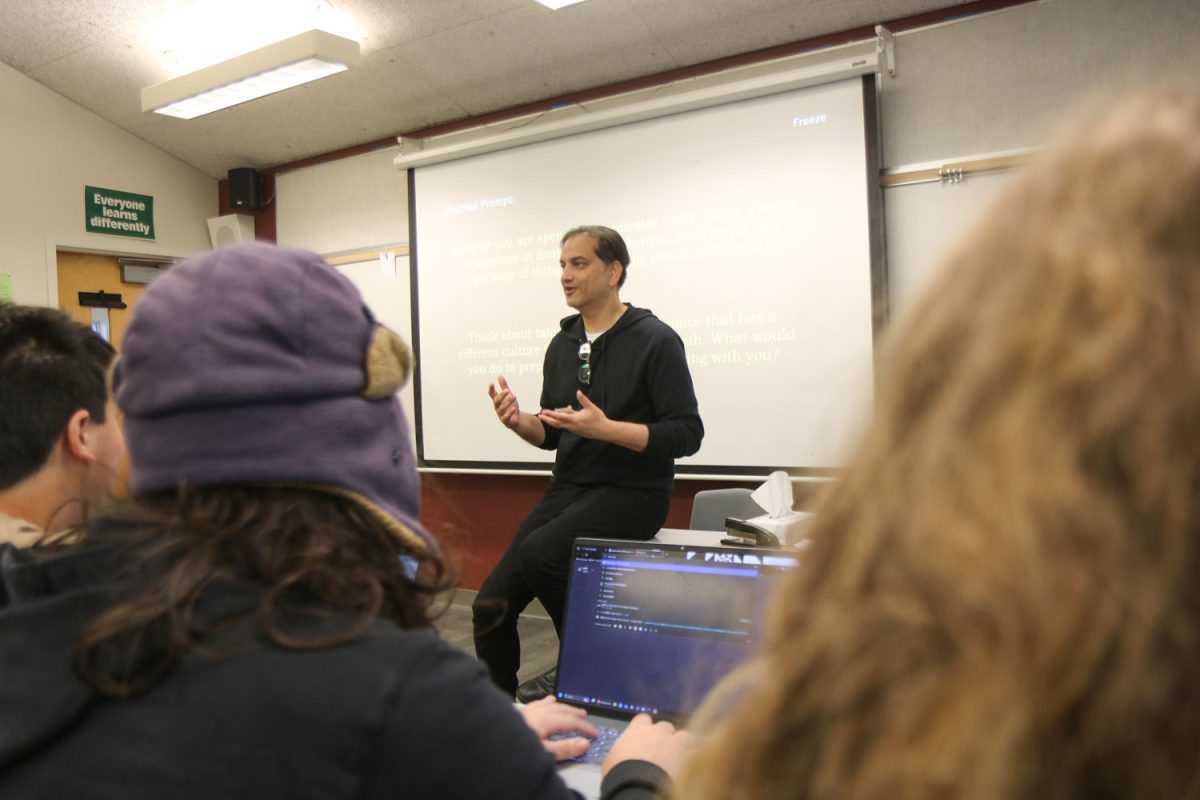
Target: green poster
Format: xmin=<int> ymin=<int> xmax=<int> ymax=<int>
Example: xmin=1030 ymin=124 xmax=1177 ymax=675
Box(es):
xmin=0 ymin=272 xmax=11 ymax=304
xmin=85 ymin=185 xmax=156 ymax=240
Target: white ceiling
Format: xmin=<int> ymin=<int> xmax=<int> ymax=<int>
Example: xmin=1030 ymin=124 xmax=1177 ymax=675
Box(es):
xmin=0 ymin=0 xmax=974 ymax=179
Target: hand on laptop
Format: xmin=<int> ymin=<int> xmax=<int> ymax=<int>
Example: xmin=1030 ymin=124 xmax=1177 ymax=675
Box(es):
xmin=517 ymin=696 xmax=599 ymax=761
xmin=603 ymin=713 xmax=692 ymax=779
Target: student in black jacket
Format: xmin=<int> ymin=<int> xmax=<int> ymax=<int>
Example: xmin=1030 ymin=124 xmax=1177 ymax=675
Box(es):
xmin=0 ymin=243 xmax=682 ymax=799
xmin=475 ymin=226 xmax=703 ymax=700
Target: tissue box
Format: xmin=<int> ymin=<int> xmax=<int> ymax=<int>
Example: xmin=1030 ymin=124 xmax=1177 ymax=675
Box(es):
xmin=746 ymin=511 xmax=812 ymax=547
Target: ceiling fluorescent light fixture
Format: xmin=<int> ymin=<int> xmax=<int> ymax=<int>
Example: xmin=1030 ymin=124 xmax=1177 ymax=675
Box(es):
xmin=142 ymin=29 xmax=360 ymax=119
xmin=536 ymin=0 xmax=587 ymax=9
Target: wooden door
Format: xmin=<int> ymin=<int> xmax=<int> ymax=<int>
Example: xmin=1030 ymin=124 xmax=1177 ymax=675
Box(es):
xmin=56 ymin=251 xmax=151 ymax=352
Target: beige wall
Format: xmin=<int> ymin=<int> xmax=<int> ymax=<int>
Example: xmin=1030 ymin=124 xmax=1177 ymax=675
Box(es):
xmin=275 ymin=148 xmax=407 ymax=255
xmin=0 ymin=62 xmax=216 ymax=307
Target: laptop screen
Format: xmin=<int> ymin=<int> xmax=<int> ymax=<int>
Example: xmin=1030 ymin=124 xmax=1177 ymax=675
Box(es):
xmin=555 ymin=538 xmax=800 ymax=721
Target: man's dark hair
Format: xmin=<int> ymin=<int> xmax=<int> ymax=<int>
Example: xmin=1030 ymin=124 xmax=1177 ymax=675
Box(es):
xmin=561 ymin=225 xmax=631 ymax=288
xmin=0 ymin=304 xmax=116 ymax=489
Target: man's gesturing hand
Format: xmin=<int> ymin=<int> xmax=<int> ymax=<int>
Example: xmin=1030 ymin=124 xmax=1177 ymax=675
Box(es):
xmin=488 ymin=375 xmax=521 ymax=430
xmin=538 ymin=390 xmax=610 ymax=439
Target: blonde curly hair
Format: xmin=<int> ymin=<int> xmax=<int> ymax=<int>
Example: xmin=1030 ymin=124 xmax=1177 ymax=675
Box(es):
xmin=681 ymin=85 xmax=1200 ymax=800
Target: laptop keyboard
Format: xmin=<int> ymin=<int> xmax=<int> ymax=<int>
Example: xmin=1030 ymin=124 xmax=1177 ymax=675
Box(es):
xmin=551 ymin=724 xmax=623 ymax=765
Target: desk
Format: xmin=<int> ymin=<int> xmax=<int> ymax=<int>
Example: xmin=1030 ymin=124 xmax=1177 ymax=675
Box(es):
xmin=653 ymin=527 xmax=809 ymax=550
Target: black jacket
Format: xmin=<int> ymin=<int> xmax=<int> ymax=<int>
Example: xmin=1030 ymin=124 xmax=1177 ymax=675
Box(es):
xmin=0 ymin=537 xmax=666 ymax=799
xmin=539 ymin=305 xmax=703 ymax=494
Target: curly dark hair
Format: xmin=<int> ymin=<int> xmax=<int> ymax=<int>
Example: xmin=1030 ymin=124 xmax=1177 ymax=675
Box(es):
xmin=75 ymin=485 xmax=453 ymax=698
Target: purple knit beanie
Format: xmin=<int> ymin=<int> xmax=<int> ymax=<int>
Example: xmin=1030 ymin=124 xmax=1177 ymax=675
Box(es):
xmin=113 ymin=242 xmax=433 ymax=556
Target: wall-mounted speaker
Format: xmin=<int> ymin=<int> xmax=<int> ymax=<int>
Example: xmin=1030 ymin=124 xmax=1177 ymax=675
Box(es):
xmin=228 ymin=167 xmax=264 ymax=210
xmin=206 ymin=214 xmax=256 ymax=248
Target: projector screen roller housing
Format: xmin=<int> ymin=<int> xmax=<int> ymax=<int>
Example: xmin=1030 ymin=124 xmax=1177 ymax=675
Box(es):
xmin=410 ymin=75 xmax=884 ymax=476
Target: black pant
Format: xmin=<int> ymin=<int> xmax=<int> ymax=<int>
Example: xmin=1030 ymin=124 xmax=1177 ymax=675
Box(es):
xmin=472 ymin=481 xmax=670 ymax=697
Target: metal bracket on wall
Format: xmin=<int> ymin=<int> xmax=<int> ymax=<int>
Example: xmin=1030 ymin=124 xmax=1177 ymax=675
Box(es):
xmin=939 ymin=166 xmax=965 ymax=184
xmin=880 ymin=149 xmax=1034 ymax=188
xmin=397 ymin=137 xmax=424 ymax=159
xmin=875 ymin=25 xmax=895 ymax=77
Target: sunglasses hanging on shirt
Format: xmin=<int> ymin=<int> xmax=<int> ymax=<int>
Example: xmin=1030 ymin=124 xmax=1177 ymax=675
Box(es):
xmin=577 ymin=341 xmax=591 ymax=386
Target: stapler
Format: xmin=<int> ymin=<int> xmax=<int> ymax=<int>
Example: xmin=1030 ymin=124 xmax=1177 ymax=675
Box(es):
xmin=721 ymin=517 xmax=780 ymax=548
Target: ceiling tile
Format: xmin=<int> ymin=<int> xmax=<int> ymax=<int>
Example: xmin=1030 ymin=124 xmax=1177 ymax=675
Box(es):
xmin=399 ymin=1 xmax=678 ymax=115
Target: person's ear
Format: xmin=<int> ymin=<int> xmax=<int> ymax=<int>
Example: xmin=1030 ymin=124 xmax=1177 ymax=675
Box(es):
xmin=63 ymin=408 xmax=99 ymax=465
xmin=608 ymin=262 xmax=623 ymax=289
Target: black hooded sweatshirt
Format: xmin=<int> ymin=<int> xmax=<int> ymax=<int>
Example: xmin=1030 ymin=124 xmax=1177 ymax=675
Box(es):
xmin=538 ymin=305 xmax=703 ymax=494
xmin=0 ymin=537 xmax=667 ymax=799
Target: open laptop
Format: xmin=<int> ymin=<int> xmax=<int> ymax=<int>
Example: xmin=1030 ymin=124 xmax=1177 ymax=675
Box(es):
xmin=553 ymin=537 xmax=800 ymax=798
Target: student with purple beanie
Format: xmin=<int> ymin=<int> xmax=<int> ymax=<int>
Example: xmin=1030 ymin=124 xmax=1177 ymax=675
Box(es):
xmin=0 ymin=243 xmax=682 ymax=799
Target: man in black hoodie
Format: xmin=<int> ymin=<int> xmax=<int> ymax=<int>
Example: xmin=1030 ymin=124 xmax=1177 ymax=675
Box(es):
xmin=474 ymin=225 xmax=703 ymax=700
